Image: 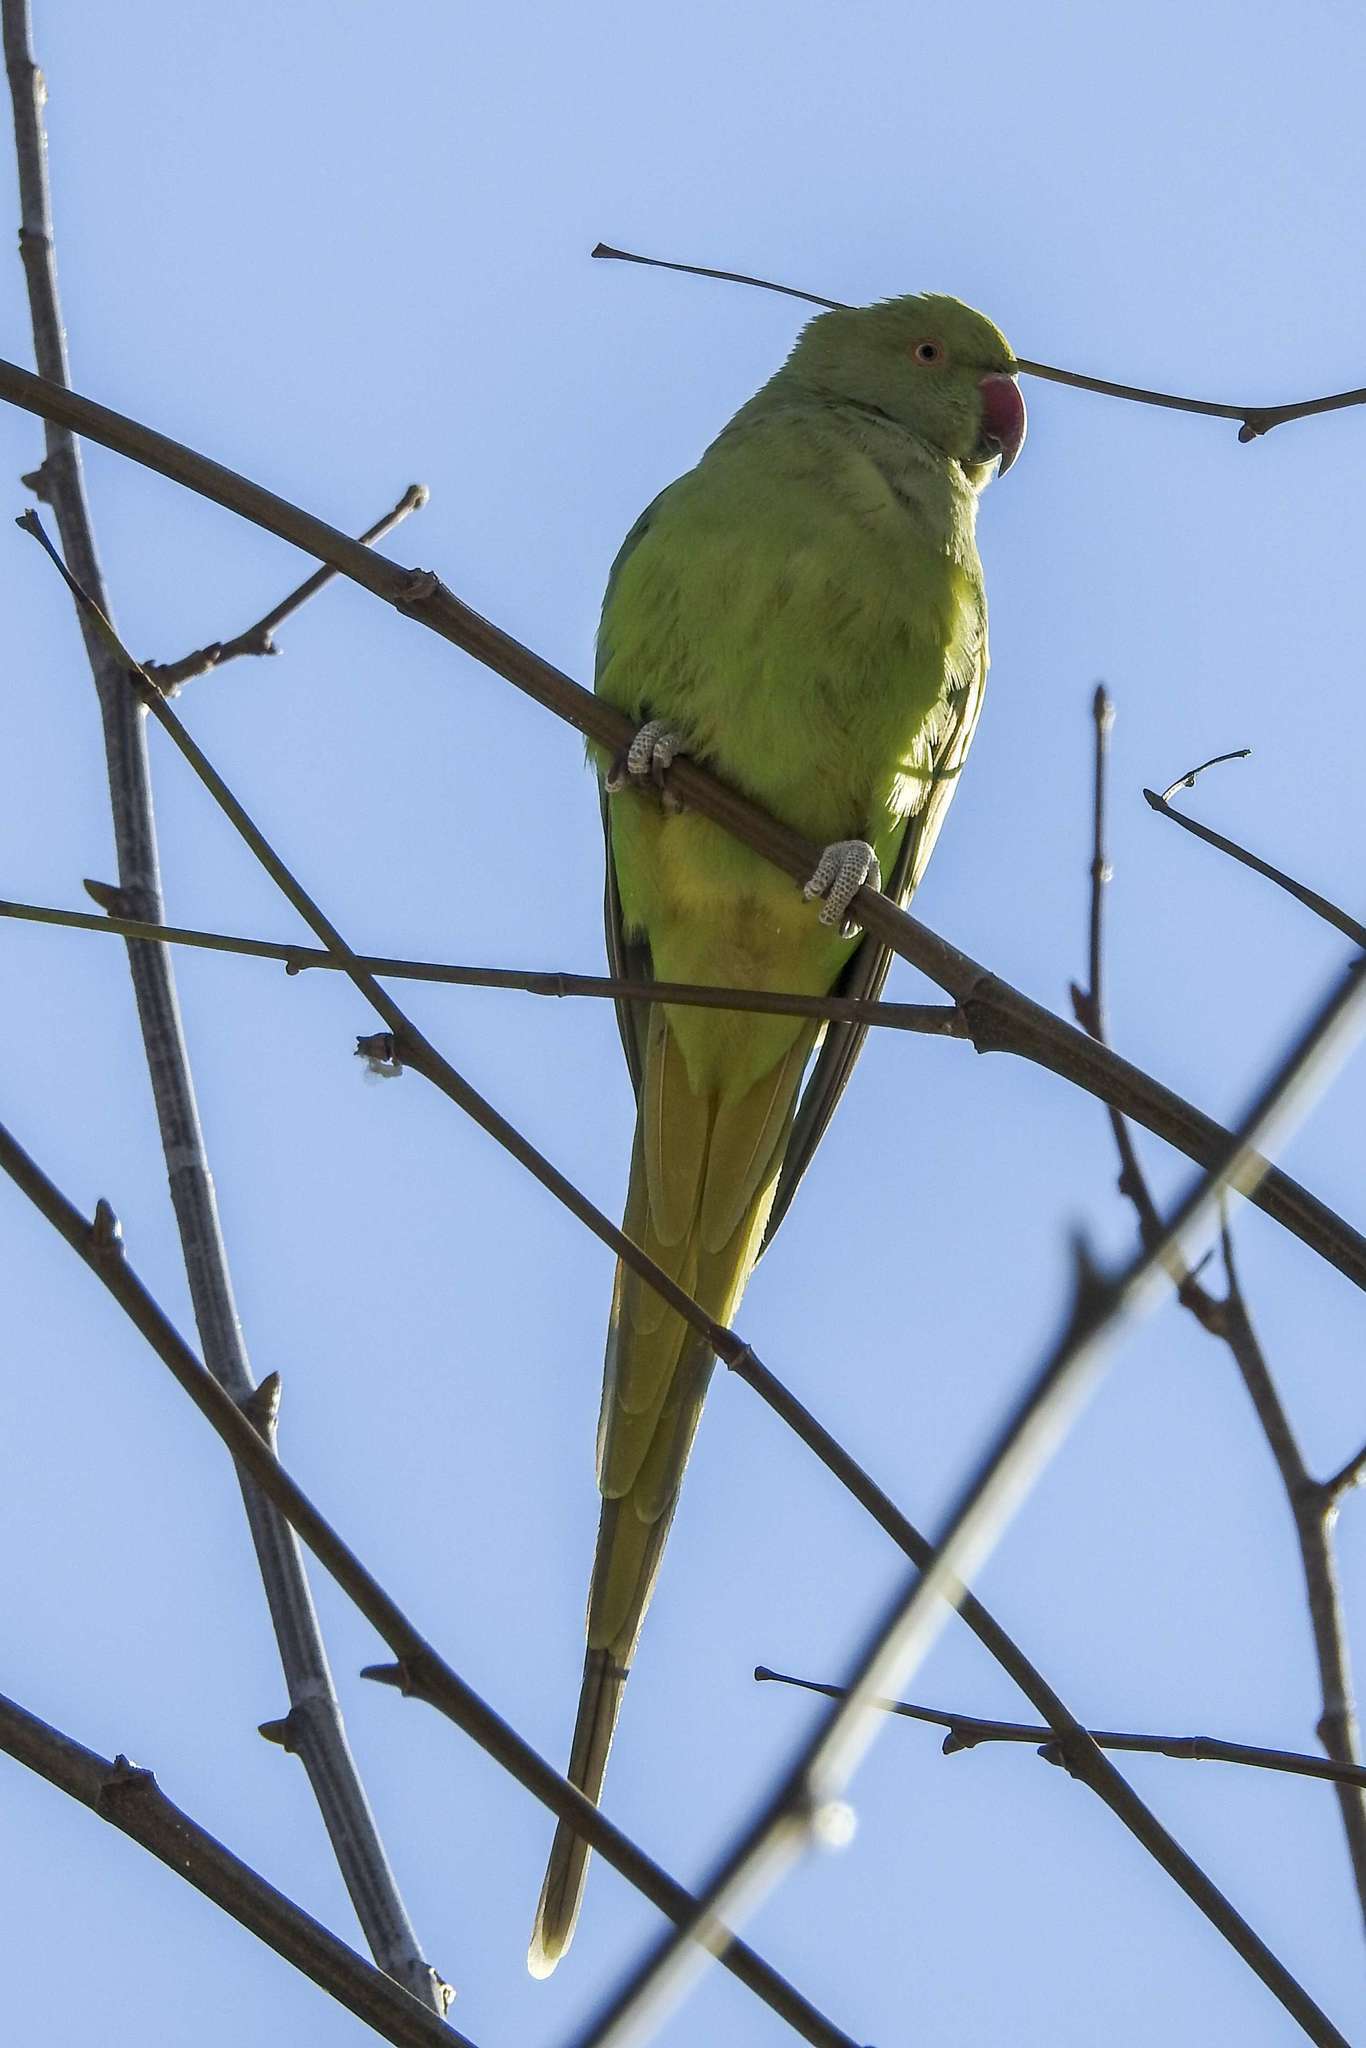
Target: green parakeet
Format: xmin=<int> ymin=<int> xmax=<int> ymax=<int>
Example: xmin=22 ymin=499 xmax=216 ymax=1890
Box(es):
xmin=529 ymin=293 xmax=1025 ymax=1974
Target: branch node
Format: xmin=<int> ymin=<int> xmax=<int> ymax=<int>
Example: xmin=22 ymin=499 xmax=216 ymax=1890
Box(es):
xmin=20 ymin=455 xmax=53 ymax=501
xmin=82 ymin=876 xmax=133 ymax=917
xmin=98 ymin=1752 xmax=155 ymax=1810
xmin=395 ymin=566 xmax=441 ymax=614
xmin=239 ymin=1370 xmax=282 ymax=1444
xmin=1068 ymin=979 xmax=1098 ymax=1035
xmin=1066 ymin=1230 xmax=1110 ymax=1334
xmin=257 ymin=1712 xmax=299 ymax=1752
xmin=87 ymin=1196 xmax=124 ymax=1260
xmin=361 ymin=1658 xmax=418 ymax=1696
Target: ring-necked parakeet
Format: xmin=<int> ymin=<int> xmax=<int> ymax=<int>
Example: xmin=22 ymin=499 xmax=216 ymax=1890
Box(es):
xmin=529 ymin=293 xmax=1024 ymax=1974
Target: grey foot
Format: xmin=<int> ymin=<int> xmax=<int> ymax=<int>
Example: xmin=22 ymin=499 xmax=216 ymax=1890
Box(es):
xmin=802 ymin=839 xmax=881 ymax=937
xmin=605 ymin=719 xmax=689 ymax=812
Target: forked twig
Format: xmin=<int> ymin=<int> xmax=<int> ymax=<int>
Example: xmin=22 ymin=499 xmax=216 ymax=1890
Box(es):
xmin=1078 ymin=697 xmax=1366 ymax=1934
xmin=143 ymin=483 xmax=428 ymax=693
xmin=1146 ymin=771 xmax=1366 ymax=955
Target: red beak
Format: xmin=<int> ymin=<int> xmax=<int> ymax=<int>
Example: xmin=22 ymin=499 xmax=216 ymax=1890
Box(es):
xmin=976 ymin=373 xmax=1027 ymax=475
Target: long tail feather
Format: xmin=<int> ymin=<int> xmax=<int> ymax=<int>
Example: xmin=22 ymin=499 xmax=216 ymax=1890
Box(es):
xmin=528 ymin=1010 xmax=813 ymax=1974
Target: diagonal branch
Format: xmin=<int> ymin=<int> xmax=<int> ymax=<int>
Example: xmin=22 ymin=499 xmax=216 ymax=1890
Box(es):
xmin=0 ymin=1690 xmax=475 ymax=2048
xmin=0 ymin=1115 xmax=857 ymax=2048
xmin=0 ymin=0 xmax=443 ymax=2006
xmin=1076 ymin=698 xmax=1366 ymax=1935
xmin=753 ymin=1669 xmax=1366 ymax=1790
xmin=1210 ymin=1230 xmax=1366 ymax=1936
xmin=1145 ymin=782 xmax=1366 ymax=954
xmin=143 ymin=483 xmax=428 ymax=693
xmin=588 ymin=243 xmax=1366 ymax=444
xmin=0 ymin=359 xmax=1363 ymax=1292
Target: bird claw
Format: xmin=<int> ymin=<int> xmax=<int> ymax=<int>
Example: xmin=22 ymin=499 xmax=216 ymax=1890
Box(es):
xmin=605 ymin=719 xmax=689 ymax=813
xmin=802 ymin=840 xmax=881 ymax=937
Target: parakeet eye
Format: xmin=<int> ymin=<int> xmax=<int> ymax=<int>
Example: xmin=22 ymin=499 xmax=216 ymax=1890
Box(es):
xmin=912 ymin=339 xmax=945 ymax=366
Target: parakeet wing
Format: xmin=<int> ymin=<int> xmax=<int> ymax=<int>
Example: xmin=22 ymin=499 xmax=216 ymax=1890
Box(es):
xmin=597 ymin=492 xmax=670 ymax=1094
xmin=761 ymin=636 xmax=987 ymax=1248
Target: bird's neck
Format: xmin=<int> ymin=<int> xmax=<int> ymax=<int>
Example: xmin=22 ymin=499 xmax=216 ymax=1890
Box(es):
xmin=721 ymin=370 xmax=981 ymax=552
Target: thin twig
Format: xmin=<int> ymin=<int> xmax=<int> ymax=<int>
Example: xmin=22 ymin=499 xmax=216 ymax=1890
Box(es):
xmin=1212 ymin=1228 xmax=1366 ymax=1936
xmin=0 ymin=362 xmax=1362 ymax=1292
xmin=590 ymin=243 xmax=1366 ymax=443
xmin=143 ymin=483 xmax=428 ymax=693
xmin=1325 ymin=1441 xmax=1366 ymax=1505
xmin=1145 ymin=786 xmax=1366 ymax=954
xmin=21 ymin=516 xmax=1347 ymax=2046
xmin=753 ymin=1669 xmax=1366 ymax=1790
xmin=0 ymin=895 xmax=964 ymax=1035
xmin=1078 ymin=703 xmax=1366 ymax=1934
xmin=574 ymin=966 xmax=1366 ymax=2048
xmin=1071 ymin=688 xmax=1166 ymax=1251
xmin=1157 ymin=748 xmax=1253 ymax=805
xmin=0 ymin=1690 xmax=469 ymax=2048
xmin=0 ymin=1118 xmax=857 ymax=2048
xmin=0 ymin=0 xmax=443 ymax=2007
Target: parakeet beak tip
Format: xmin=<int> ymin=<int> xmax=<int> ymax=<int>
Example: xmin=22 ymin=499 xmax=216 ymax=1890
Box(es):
xmin=976 ymin=372 xmax=1026 ymax=476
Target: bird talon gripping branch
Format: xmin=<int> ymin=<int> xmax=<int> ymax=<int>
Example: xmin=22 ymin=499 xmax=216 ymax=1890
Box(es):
xmin=604 ymin=717 xmax=689 ymax=811
xmin=802 ymin=839 xmax=883 ymax=937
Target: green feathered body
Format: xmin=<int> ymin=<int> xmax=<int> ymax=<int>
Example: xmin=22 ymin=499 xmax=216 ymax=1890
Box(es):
xmin=604 ymin=398 xmax=987 ymax=1093
xmin=529 ymin=294 xmax=1018 ymax=1975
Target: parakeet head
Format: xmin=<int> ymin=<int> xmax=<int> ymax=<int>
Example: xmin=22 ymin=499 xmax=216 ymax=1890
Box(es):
xmin=786 ymin=293 xmax=1026 ymax=483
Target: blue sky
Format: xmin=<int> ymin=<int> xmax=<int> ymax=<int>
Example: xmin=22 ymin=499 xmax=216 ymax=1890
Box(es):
xmin=2 ymin=2 xmax=1365 ymax=2043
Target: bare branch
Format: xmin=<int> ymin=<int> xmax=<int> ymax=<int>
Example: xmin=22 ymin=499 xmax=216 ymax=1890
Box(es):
xmin=0 ymin=365 xmax=1363 ymax=1292
xmin=590 ymin=240 xmax=843 ymax=311
xmin=1213 ymin=1228 xmax=1366 ymax=1932
xmin=0 ymin=894 xmax=964 ymax=1035
xmin=0 ymin=0 xmax=441 ymax=2004
xmin=753 ymin=1669 xmax=1366 ymax=1790
xmin=1070 ymin=689 xmax=1166 ymax=1251
xmin=1146 ymin=785 xmax=1366 ymax=954
xmin=590 ymin=243 xmax=1366 ymax=444
xmin=575 ymin=965 xmax=1366 ymax=2048
xmin=0 ymin=1116 xmax=857 ymax=2048
xmin=143 ymin=483 xmax=428 ymax=693
xmin=0 ymin=1691 xmax=464 ymax=2047
xmin=1078 ymin=703 xmax=1366 ymax=1932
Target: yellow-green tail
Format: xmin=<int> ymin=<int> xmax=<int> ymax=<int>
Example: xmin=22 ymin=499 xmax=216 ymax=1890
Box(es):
xmin=528 ymin=1008 xmax=813 ymax=1975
